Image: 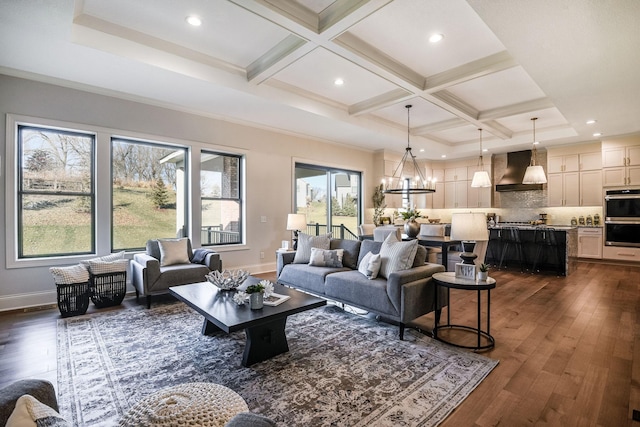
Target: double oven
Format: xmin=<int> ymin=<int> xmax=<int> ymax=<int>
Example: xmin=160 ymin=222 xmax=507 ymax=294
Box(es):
xmin=604 ymin=189 xmax=640 ymax=247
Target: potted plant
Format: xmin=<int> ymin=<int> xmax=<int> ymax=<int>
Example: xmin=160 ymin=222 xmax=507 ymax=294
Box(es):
xmin=372 ymin=184 xmax=386 ymax=226
xmin=399 ymin=207 xmax=424 ymax=238
xmin=477 ymin=263 xmax=489 ymax=281
xmin=245 ymin=282 xmax=266 ymax=309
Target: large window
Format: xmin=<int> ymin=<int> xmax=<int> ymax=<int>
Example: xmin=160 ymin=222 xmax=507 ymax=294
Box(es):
xmin=200 ymin=151 xmax=242 ymax=245
xmin=111 ymin=138 xmax=188 ymax=251
xmin=294 ymin=163 xmax=361 ymax=240
xmin=17 ymin=125 xmax=95 ymax=258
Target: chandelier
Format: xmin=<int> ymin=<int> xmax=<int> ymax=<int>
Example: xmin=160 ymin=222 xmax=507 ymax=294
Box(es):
xmin=382 ymin=105 xmax=436 ymax=194
xmin=522 ymin=117 xmax=548 ymax=184
xmin=470 ymin=128 xmax=491 ymax=188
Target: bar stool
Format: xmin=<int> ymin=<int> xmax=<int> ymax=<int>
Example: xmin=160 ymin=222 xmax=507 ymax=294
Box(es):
xmin=498 ymin=227 xmax=527 ymax=272
xmin=486 ymin=228 xmax=501 ymax=266
xmin=531 ymin=227 xmax=564 ymax=275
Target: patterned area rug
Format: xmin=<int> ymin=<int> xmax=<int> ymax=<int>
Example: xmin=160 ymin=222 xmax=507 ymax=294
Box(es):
xmin=57 ymin=302 xmax=498 ymax=426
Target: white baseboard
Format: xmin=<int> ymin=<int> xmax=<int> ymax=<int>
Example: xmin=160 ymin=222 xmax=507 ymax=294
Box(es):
xmin=0 ymin=290 xmax=58 ymax=313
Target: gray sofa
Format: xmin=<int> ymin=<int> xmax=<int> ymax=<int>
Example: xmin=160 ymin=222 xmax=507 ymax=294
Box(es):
xmin=131 ymin=238 xmax=222 ymax=308
xmin=277 ymin=239 xmax=446 ymax=339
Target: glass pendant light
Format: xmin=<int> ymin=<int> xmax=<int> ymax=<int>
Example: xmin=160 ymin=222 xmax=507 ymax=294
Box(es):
xmin=471 ymin=128 xmax=491 ymax=188
xmin=522 ymin=117 xmax=547 ymax=184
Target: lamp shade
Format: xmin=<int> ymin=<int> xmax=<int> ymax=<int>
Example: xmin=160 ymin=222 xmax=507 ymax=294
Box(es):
xmin=286 ymin=213 xmax=307 ymax=231
xmin=522 ymin=165 xmax=547 ymax=184
xmin=450 ymin=212 xmax=488 ymax=241
xmin=471 ymin=170 xmax=492 ymax=188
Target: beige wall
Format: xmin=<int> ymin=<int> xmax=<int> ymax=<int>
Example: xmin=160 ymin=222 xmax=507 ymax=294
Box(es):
xmin=0 ymin=74 xmax=376 ymax=310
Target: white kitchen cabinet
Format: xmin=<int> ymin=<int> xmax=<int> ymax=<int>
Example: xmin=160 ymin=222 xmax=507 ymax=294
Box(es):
xmin=579 ymin=152 xmax=602 ymax=170
xmin=579 ymin=170 xmax=603 ymax=206
xmin=602 ymin=144 xmax=640 ymax=186
xmin=467 ymin=185 xmax=492 ymax=208
xmin=603 ymin=245 xmax=640 ymax=262
xmin=547 ymin=172 xmax=579 ymax=206
xmin=548 ymin=154 xmax=579 ymax=173
xmin=444 ymin=181 xmax=468 ymax=208
xmin=431 ymin=182 xmax=445 ymax=209
xmin=444 ymin=167 xmax=468 ymax=182
xmin=578 ymin=227 xmax=602 ymax=259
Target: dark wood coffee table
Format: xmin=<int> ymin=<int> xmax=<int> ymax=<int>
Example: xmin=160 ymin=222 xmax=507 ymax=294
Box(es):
xmin=169 ymin=277 xmax=326 ymax=367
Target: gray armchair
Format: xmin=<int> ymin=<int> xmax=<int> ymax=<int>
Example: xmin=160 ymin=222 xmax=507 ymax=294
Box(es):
xmin=131 ymin=238 xmax=221 ymax=308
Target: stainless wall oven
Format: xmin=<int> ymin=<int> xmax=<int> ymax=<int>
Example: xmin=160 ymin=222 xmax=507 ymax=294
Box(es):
xmin=604 ymin=189 xmax=640 ymax=247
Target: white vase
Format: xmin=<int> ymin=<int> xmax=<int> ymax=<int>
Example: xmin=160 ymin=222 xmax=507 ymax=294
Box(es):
xmin=477 ymin=271 xmax=488 ymax=281
xmin=249 ymin=292 xmax=263 ymax=309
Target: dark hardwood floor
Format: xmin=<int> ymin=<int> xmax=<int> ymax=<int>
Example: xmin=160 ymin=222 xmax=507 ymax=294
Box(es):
xmin=1 ymin=264 xmax=638 ymax=426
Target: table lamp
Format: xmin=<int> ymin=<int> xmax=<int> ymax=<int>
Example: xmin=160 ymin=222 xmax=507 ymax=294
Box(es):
xmin=286 ymin=213 xmax=307 ymax=250
xmin=450 ymin=212 xmax=489 ymax=265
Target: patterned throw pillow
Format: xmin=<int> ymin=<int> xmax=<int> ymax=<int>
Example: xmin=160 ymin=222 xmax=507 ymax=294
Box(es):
xmin=49 ymin=264 xmax=90 ymax=285
xmin=293 ymin=233 xmax=331 ymax=264
xmin=358 ymin=251 xmax=382 ymax=279
xmin=87 ymin=259 xmax=129 ymax=275
xmin=308 ymin=248 xmax=344 ymax=267
xmin=378 ymin=232 xmax=418 ymax=279
xmin=158 ymin=238 xmax=191 ymax=266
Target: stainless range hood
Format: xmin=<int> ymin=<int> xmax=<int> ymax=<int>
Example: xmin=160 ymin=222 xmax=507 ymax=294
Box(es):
xmin=495 ymin=150 xmax=544 ymax=192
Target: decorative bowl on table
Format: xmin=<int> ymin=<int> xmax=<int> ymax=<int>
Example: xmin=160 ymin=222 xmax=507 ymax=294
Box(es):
xmin=428 ymin=218 xmax=441 ymax=224
xmin=205 ymin=269 xmax=249 ymax=291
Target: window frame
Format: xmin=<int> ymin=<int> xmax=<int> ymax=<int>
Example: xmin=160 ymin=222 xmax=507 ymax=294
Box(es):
xmin=200 ymin=150 xmax=244 ymax=246
xmin=17 ymin=124 xmax=96 ymax=259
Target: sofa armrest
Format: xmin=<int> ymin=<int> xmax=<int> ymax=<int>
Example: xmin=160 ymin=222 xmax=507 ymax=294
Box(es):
xmin=276 ymin=250 xmax=296 ymax=278
xmin=386 ymin=263 xmax=445 ymax=289
xmin=132 ymin=253 xmax=161 ymax=285
xmin=0 ymin=380 xmax=58 ymax=425
xmin=386 ymin=263 xmax=446 ymax=318
xmin=201 ymin=251 xmax=222 ymax=272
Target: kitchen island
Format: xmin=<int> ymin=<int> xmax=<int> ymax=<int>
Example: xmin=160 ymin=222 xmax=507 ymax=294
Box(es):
xmin=485 ymin=225 xmax=577 ymax=276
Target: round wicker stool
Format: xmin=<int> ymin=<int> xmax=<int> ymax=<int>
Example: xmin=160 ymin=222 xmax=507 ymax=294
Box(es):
xmin=119 ymin=382 xmax=248 ymax=427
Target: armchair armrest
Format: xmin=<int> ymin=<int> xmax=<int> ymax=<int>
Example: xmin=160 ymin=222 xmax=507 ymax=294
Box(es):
xmin=276 ymin=250 xmax=296 ymax=278
xmin=132 ymin=253 xmax=161 ymax=286
xmin=202 ymin=251 xmax=221 ymax=272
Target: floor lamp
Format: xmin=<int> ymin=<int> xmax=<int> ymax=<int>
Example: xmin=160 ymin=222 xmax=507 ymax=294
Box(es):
xmin=286 ymin=213 xmax=307 ymax=250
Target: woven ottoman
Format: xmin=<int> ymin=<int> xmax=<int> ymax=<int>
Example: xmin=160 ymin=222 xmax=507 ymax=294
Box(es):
xmin=119 ymin=382 xmax=248 ymax=427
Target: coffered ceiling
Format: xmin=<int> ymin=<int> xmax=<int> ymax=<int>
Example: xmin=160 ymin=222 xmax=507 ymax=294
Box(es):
xmin=1 ymin=0 xmax=639 ymax=159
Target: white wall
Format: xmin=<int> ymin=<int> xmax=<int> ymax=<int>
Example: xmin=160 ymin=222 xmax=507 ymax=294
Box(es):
xmin=0 ymin=75 xmax=376 ymax=311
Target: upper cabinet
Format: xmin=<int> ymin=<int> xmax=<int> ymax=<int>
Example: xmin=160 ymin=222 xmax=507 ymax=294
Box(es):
xmin=546 ymin=144 xmax=603 ymax=207
xmin=548 ymin=154 xmax=579 ymax=173
xmin=602 ymin=137 xmax=640 ymax=187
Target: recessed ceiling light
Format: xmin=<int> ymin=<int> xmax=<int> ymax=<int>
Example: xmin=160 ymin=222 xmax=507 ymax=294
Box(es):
xmin=419 ymin=148 xmax=425 ymax=152
xmin=441 ymin=154 xmax=446 ymax=158
xmin=429 ymin=33 xmax=444 ymax=43
xmin=533 ymin=141 xmax=540 ymax=145
xmin=186 ymin=15 xmax=202 ymax=26
xmin=334 ymin=78 xmax=344 ymax=86
xmin=586 ymin=119 xmax=597 ymax=125
xmin=482 ymin=148 xmax=488 ymax=152
xmin=593 ymin=132 xmax=602 ymax=137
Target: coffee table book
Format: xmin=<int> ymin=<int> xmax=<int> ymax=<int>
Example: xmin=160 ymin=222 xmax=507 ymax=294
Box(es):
xmin=263 ymin=293 xmax=290 ymax=306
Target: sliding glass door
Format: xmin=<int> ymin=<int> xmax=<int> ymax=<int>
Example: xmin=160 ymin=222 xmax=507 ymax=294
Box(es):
xmin=294 ymin=163 xmax=361 ymax=240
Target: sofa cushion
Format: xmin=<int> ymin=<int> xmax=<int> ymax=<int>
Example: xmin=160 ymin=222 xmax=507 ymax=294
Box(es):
xmin=309 ymin=248 xmax=344 ymax=267
xmin=158 ymin=238 xmax=191 ymax=266
xmin=412 ymin=245 xmax=427 ymax=267
xmin=357 ymin=240 xmax=382 ymax=267
xmin=329 ymin=239 xmax=361 ymax=269
xmin=293 ymin=233 xmax=331 ymax=264
xmin=357 ymin=251 xmax=381 ymax=279
xmin=378 ymin=232 xmax=418 ymax=279
xmin=325 ymin=270 xmax=398 ymax=317
xmin=278 ymin=264 xmax=347 ymax=295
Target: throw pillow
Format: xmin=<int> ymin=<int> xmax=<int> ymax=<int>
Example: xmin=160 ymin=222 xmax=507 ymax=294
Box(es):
xmin=49 ymin=264 xmax=90 ymax=285
xmin=6 ymin=394 xmax=70 ymax=427
xmin=87 ymin=259 xmax=129 ymax=275
xmin=158 ymin=238 xmax=190 ymax=266
xmin=293 ymin=233 xmax=331 ymax=264
xmin=308 ymin=248 xmax=344 ymax=267
xmin=358 ymin=251 xmax=382 ymax=279
xmin=378 ymin=232 xmax=419 ymax=279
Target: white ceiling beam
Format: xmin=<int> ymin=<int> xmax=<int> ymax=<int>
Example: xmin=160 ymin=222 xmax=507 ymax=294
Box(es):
xmin=424 ymin=51 xmax=518 ymax=92
xmin=412 ymin=118 xmax=468 ymax=135
xmin=348 ymin=89 xmax=412 ymax=116
xmin=246 ymin=35 xmax=310 ymax=84
xmin=478 ymin=97 xmax=555 ymax=121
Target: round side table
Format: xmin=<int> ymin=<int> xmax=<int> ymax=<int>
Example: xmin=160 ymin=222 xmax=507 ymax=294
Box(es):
xmin=120 ymin=382 xmax=248 ymax=427
xmin=432 ymin=271 xmax=496 ymax=351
